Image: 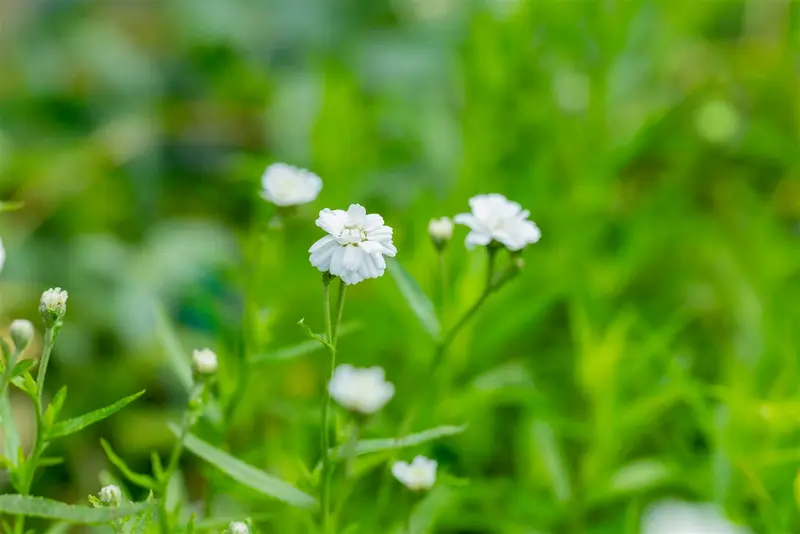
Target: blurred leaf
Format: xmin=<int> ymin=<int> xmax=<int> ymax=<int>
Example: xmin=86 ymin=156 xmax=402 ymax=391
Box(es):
xmin=49 ymin=390 xmax=145 ymax=439
xmin=604 ymin=459 xmax=674 ymax=500
xmin=0 ymin=389 xmax=20 ymax=467
xmin=387 ymin=259 xmax=441 ymax=339
xmin=175 ymin=427 xmax=316 ymax=509
xmin=0 ymin=495 xmax=150 ymax=523
xmin=408 ymin=486 xmax=453 ymax=534
xmin=530 ymin=420 xmax=571 ymax=503
xmin=0 ymin=201 xmax=24 ymax=212
xmin=44 ymin=523 xmax=70 ymax=534
xmin=10 ymin=359 xmax=36 ymax=378
xmin=250 ymin=322 xmax=363 ymax=363
xmin=155 ymin=304 xmax=193 ymax=393
xmin=332 ymin=425 xmax=466 ymax=459
xmin=100 ymin=439 xmax=158 ymax=490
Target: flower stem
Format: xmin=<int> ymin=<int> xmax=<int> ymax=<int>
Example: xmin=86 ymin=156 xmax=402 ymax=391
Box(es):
xmin=35 ymin=326 xmax=58 ymax=405
xmin=320 ymin=278 xmax=346 ymax=534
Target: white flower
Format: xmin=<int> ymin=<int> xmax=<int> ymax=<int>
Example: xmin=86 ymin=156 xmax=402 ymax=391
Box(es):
xmin=392 ymin=456 xmax=437 ymax=491
xmin=0 ymin=237 xmax=5 ymax=274
xmin=39 ymin=288 xmax=68 ymax=327
xmin=428 ymin=217 xmax=454 ymax=243
xmin=260 ymin=163 xmax=322 ymax=206
xmin=454 ymin=194 xmax=541 ymax=251
xmin=642 ymin=500 xmax=752 ymax=534
xmin=328 ymin=364 xmax=395 ymax=415
xmin=192 ymin=348 xmax=218 ymax=376
xmin=10 ymin=319 xmax=34 ymax=351
xmin=98 ymin=484 xmax=122 ymax=506
xmin=309 ymin=204 xmax=397 ymax=285
xmin=227 ymin=521 xmax=249 ymax=534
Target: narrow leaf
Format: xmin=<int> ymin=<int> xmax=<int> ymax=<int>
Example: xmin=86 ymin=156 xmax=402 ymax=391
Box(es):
xmin=0 ymin=495 xmax=150 ymax=524
xmin=100 ymin=439 xmax=157 ymax=490
xmin=250 ymin=323 xmax=363 ymax=364
xmin=387 ymin=259 xmax=441 ymax=339
xmin=0 ymin=388 xmax=20 ymax=466
xmin=11 ymin=359 xmax=36 ymax=378
xmin=174 ymin=426 xmax=316 ymax=509
xmin=408 ymin=486 xmax=452 ymax=534
xmin=154 ymin=304 xmax=193 ymax=393
xmin=332 ymin=425 xmax=466 ymax=459
xmin=49 ymin=390 xmax=145 ymax=439
xmin=531 ymin=420 xmax=571 ymax=502
xmin=0 ymin=201 xmax=24 ymax=213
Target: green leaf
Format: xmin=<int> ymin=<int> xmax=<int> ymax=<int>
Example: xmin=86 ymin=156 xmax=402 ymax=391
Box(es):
xmin=331 ymin=425 xmax=466 ymax=459
xmin=387 ymin=259 xmax=441 ymax=339
xmin=174 ymin=426 xmax=316 ymax=509
xmin=100 ymin=438 xmax=158 ymax=490
xmin=0 ymin=388 xmax=20 ymax=466
xmin=250 ymin=322 xmax=363 ymax=364
xmin=0 ymin=201 xmax=24 ymax=213
xmin=0 ymin=495 xmax=150 ymax=524
xmin=11 ymin=359 xmax=36 ymax=378
xmin=530 ymin=420 xmax=571 ymax=502
xmin=48 ymin=390 xmax=145 ymax=439
xmin=408 ymin=486 xmax=453 ymax=534
xmin=154 ymin=303 xmax=193 ymax=393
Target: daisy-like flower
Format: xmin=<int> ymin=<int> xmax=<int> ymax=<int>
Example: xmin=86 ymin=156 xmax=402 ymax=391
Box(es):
xmin=309 ymin=204 xmax=397 ymax=285
xmin=454 ymin=194 xmax=541 ymax=251
xmin=227 ymin=521 xmax=250 ymax=534
xmin=98 ymin=484 xmax=122 ymax=506
xmin=328 ymin=364 xmax=395 ymax=415
xmin=39 ymin=287 xmax=68 ymax=327
xmin=192 ymin=348 xmax=218 ymax=376
xmin=642 ymin=500 xmax=752 ymax=534
xmin=260 ymin=163 xmax=322 ymax=206
xmin=392 ymin=456 xmax=438 ymax=491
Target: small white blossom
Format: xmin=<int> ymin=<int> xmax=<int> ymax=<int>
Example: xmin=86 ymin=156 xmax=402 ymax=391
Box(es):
xmin=98 ymin=484 xmax=122 ymax=506
xmin=309 ymin=204 xmax=397 ymax=285
xmin=261 ymin=163 xmax=323 ymax=206
xmin=454 ymin=194 xmax=541 ymax=251
xmin=9 ymin=319 xmax=34 ymax=351
xmin=39 ymin=288 xmax=68 ymax=327
xmin=642 ymin=500 xmax=752 ymax=534
xmin=192 ymin=348 xmax=218 ymax=376
xmin=428 ymin=217 xmax=454 ymax=244
xmin=392 ymin=456 xmax=437 ymax=491
xmin=0 ymin=237 xmax=5 ymax=274
xmin=227 ymin=521 xmax=250 ymax=534
xmin=328 ymin=364 xmax=395 ymax=415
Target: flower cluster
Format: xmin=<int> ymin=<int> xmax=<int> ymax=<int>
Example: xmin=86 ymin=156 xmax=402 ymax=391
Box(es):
xmin=98 ymin=484 xmax=122 ymax=506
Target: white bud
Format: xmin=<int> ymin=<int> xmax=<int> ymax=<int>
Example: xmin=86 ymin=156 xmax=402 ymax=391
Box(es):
xmin=98 ymin=485 xmax=122 ymax=506
xmin=9 ymin=319 xmax=34 ymax=351
xmin=392 ymin=456 xmax=438 ymax=491
xmin=39 ymin=287 xmax=68 ymax=328
xmin=192 ymin=348 xmax=218 ymax=376
xmin=228 ymin=521 xmax=250 ymax=534
xmin=428 ymin=217 xmax=454 ymax=245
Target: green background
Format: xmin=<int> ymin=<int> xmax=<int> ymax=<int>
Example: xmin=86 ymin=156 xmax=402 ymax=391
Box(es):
xmin=1 ymin=0 xmax=800 ymax=532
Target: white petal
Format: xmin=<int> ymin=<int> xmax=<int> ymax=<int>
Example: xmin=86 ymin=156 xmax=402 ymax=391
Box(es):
xmin=342 ymin=245 xmax=362 ymax=271
xmin=363 ymin=213 xmax=385 ymax=231
xmin=309 ymin=235 xmax=336 ymax=253
xmin=346 ymin=204 xmax=367 ymax=225
xmin=465 ymin=231 xmax=492 ymax=249
xmin=365 ymin=226 xmax=393 ymax=242
xmin=316 ymin=209 xmax=347 ymax=235
xmin=329 ymin=246 xmax=346 ymax=277
xmin=358 ymin=241 xmax=384 ymax=255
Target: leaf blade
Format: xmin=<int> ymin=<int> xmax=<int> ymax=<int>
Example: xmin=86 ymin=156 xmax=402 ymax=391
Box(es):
xmin=387 ymin=259 xmax=441 ymax=339
xmin=48 ymin=390 xmax=145 ymax=439
xmin=250 ymin=323 xmax=363 ymax=364
xmin=154 ymin=304 xmax=193 ymax=393
xmin=0 ymin=495 xmax=150 ymax=524
xmin=332 ymin=425 xmax=466 ymax=459
xmin=100 ymin=439 xmax=158 ymax=490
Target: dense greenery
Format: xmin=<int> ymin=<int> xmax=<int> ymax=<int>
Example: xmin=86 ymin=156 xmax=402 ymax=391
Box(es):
xmin=1 ymin=0 xmax=800 ymax=532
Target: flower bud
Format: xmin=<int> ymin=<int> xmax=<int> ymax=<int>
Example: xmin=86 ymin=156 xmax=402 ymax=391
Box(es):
xmin=9 ymin=319 xmax=34 ymax=351
xmin=228 ymin=521 xmax=250 ymax=534
xmin=98 ymin=484 xmax=122 ymax=506
xmin=428 ymin=217 xmax=454 ymax=249
xmin=39 ymin=288 xmax=68 ymax=328
xmin=192 ymin=348 xmax=218 ymax=376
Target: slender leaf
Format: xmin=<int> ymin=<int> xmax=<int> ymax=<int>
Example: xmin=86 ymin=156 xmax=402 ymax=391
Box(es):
xmin=154 ymin=304 xmax=193 ymax=393
xmin=11 ymin=359 xmax=36 ymax=378
xmin=174 ymin=426 xmax=316 ymax=509
xmin=100 ymin=438 xmax=158 ymax=490
xmin=0 ymin=495 xmax=150 ymax=524
xmin=49 ymin=390 xmax=145 ymax=439
xmin=250 ymin=322 xmax=363 ymax=364
xmin=331 ymin=425 xmax=466 ymax=459
xmin=531 ymin=420 xmax=571 ymax=502
xmin=387 ymin=259 xmax=441 ymax=339
xmin=0 ymin=201 xmax=24 ymax=213
xmin=0 ymin=389 xmax=20 ymax=466
xmin=408 ymin=486 xmax=453 ymax=534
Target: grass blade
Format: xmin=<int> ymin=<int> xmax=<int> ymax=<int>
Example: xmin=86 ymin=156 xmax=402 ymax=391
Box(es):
xmin=387 ymin=259 xmax=441 ymax=339
xmin=250 ymin=322 xmax=363 ymax=364
xmin=174 ymin=426 xmax=316 ymax=509
xmin=0 ymin=495 xmax=150 ymax=524
xmin=48 ymin=390 xmax=145 ymax=439
xmin=154 ymin=304 xmax=193 ymax=393
xmin=100 ymin=438 xmax=158 ymax=490
xmin=332 ymin=425 xmax=466 ymax=459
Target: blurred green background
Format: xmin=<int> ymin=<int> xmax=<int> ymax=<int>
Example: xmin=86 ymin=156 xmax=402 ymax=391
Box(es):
xmin=2 ymin=0 xmax=800 ymax=532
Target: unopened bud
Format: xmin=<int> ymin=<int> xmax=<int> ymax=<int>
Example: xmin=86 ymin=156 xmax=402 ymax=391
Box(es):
xmin=39 ymin=288 xmax=68 ymax=328
xmin=428 ymin=217 xmax=454 ymax=249
xmin=98 ymin=484 xmax=122 ymax=506
xmin=228 ymin=522 xmax=250 ymax=534
xmin=10 ymin=319 xmax=34 ymax=351
xmin=192 ymin=348 xmax=218 ymax=376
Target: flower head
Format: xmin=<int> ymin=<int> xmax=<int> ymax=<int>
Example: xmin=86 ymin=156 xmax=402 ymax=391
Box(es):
xmin=328 ymin=364 xmax=395 ymax=415
xmin=10 ymin=319 xmax=34 ymax=351
xmin=98 ymin=484 xmax=122 ymax=506
xmin=309 ymin=204 xmax=397 ymax=285
xmin=392 ymin=456 xmax=437 ymax=491
xmin=428 ymin=217 xmax=454 ymax=247
xmin=39 ymin=288 xmax=68 ymax=328
xmin=454 ymin=194 xmax=540 ymax=251
xmin=642 ymin=500 xmax=752 ymax=534
xmin=192 ymin=348 xmax=218 ymax=376
xmin=227 ymin=521 xmax=250 ymax=534
xmin=261 ymin=163 xmax=322 ymax=206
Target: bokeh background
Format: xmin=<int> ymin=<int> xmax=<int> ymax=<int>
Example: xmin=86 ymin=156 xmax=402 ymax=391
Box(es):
xmin=2 ymin=0 xmax=800 ymax=532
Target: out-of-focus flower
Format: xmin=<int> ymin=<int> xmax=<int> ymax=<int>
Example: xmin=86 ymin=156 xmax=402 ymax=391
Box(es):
xmin=227 ymin=521 xmax=250 ymax=534
xmin=260 ymin=163 xmax=322 ymax=206
xmin=39 ymin=288 xmax=68 ymax=328
xmin=192 ymin=348 xmax=218 ymax=376
xmin=428 ymin=217 xmax=454 ymax=247
xmin=642 ymin=500 xmax=752 ymax=534
xmin=392 ymin=456 xmax=438 ymax=491
xmin=98 ymin=485 xmax=122 ymax=506
xmin=309 ymin=204 xmax=397 ymax=285
xmin=328 ymin=364 xmax=395 ymax=414
xmin=695 ymin=99 xmax=740 ymax=144
xmin=10 ymin=319 xmax=34 ymax=351
xmin=454 ymin=194 xmax=541 ymax=251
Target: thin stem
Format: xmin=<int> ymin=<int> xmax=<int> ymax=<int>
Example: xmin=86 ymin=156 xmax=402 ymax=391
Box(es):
xmin=437 ymin=250 xmax=448 ymax=321
xmin=35 ymin=326 xmax=57 ymax=405
xmin=158 ymin=393 xmax=196 ymax=534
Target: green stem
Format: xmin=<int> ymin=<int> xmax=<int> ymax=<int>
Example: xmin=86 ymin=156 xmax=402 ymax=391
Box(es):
xmin=35 ymin=326 xmax=57 ymax=405
xmin=158 ymin=395 xmax=196 ymax=534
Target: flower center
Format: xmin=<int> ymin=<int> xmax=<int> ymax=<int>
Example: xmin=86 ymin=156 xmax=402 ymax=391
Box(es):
xmin=338 ymin=226 xmax=366 ymax=245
